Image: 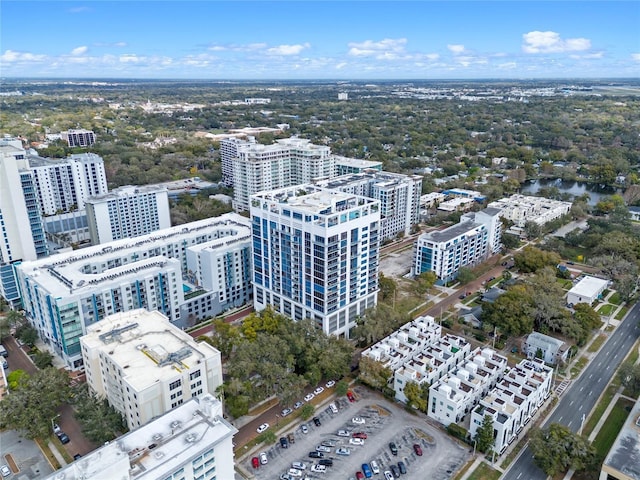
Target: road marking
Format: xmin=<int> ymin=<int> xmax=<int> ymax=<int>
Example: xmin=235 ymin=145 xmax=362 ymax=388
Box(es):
xmin=517 ymin=473 xmax=523 ymax=479
xmin=570 ymin=400 xmax=574 ymax=406
xmin=579 ymin=387 xmax=584 ymax=392
xmin=589 ymin=374 xmax=593 ymax=379
xmin=558 ymin=416 xmax=563 ymax=422
xmin=597 ymin=362 xmax=601 ymax=367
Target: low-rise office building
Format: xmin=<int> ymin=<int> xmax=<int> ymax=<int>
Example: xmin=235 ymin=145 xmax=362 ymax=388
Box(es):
xmin=470 ymin=358 xmax=553 ymax=454
xmin=524 ymin=332 xmax=569 ymax=365
xmin=428 ymin=348 xmax=508 ymax=426
xmin=43 ymin=394 xmax=236 ymax=480
xmin=567 ymin=275 xmax=609 ymax=306
xmin=81 ymin=309 xmax=223 ymax=430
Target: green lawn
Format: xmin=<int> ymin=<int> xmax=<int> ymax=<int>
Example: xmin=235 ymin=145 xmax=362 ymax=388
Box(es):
xmin=596 ymin=304 xmax=616 ymax=316
xmin=583 ymin=384 xmax=619 ymax=437
xmin=587 ymin=334 xmax=607 ymax=353
xmin=608 ymin=292 xmax=622 ymax=305
xmin=466 ymin=462 xmax=502 ymax=480
xmin=570 ymin=357 xmax=589 ymax=378
xmin=592 ymin=398 xmax=634 ymax=458
xmin=615 ymin=306 xmax=628 ymax=320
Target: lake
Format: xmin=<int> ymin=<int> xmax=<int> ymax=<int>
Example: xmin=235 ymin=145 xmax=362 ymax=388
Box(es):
xmin=520 ymin=179 xmax=621 ymax=205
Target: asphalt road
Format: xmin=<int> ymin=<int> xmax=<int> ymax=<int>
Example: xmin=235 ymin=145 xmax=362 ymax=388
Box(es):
xmin=502 ymin=300 xmax=640 ymax=480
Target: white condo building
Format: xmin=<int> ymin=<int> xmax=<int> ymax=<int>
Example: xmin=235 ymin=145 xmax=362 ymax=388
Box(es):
xmin=470 ymin=358 xmax=553 ymax=454
xmin=81 ymin=309 xmax=223 ymax=430
xmin=317 ymin=170 xmax=422 ymax=241
xmin=0 ymin=144 xmax=49 ymax=307
xmin=429 ymin=348 xmax=508 ymax=426
xmin=414 ymin=208 xmax=502 ymax=282
xmin=29 ymin=152 xmax=108 ymax=215
xmin=488 ymin=194 xmax=572 ymax=234
xmin=16 ymin=213 xmax=252 ymax=369
xmin=222 ymin=137 xmax=334 ymax=211
xmin=334 ymin=156 xmax=383 ymax=175
xmin=43 ymin=394 xmax=237 ymax=480
xmin=85 ymin=185 xmax=171 ymax=244
xmin=250 ymin=185 xmax=380 ymax=337
xmin=62 ymin=128 xmax=96 ymax=147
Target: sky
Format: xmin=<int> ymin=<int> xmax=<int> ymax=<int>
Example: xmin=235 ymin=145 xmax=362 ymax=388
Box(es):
xmin=1 ymin=1 xmax=639 ymax=80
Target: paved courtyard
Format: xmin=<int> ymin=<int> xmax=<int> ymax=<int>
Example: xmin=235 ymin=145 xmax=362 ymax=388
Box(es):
xmin=0 ymin=430 xmax=54 ymax=479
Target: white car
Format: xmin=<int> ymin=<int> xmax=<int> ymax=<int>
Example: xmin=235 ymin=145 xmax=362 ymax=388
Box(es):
xmin=351 ymin=416 xmax=366 ymax=424
xmin=384 ymin=471 xmax=394 ymax=480
xmin=304 ymin=393 xmax=315 ymax=402
xmin=370 ymin=460 xmax=380 ymax=474
xmin=288 ymin=468 xmax=303 ymax=477
xmin=349 ymin=437 xmax=364 ymax=446
xmin=316 ymin=445 xmax=331 ymax=453
xmin=292 ymin=462 xmax=307 ymax=470
xmin=301 ymin=424 xmax=309 ymax=434
xmin=0 ymin=465 xmax=10 ymax=477
xmin=259 ymin=452 xmax=268 ymax=465
xmin=325 ymin=380 xmax=336 ymax=388
xmin=256 ymin=423 xmax=270 ymax=434
xmin=311 ymin=464 xmax=326 ymax=473
xmin=313 ymin=386 xmax=325 ymax=395
xmin=337 ymin=429 xmax=350 ymax=437
xmin=336 ymin=447 xmax=351 ymax=456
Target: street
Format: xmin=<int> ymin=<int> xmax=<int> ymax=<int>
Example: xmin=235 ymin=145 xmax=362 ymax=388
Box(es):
xmin=502 ymin=300 xmax=640 ymax=480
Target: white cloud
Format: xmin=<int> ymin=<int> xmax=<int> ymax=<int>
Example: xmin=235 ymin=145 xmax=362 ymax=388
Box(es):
xmin=497 ymin=62 xmax=517 ymax=70
xmin=447 ymin=44 xmax=465 ymax=55
xmin=631 ymin=53 xmax=640 ymax=61
xmin=425 ymin=53 xmax=440 ymax=61
xmin=1 ymin=49 xmax=47 ymax=62
xmin=71 ymin=46 xmax=88 ymax=56
xmin=522 ymin=31 xmax=591 ymax=53
xmin=348 ymin=38 xmax=407 ymax=57
xmin=119 ymin=54 xmax=142 ymax=63
xmin=335 ymin=62 xmax=347 ymax=69
xmin=569 ymin=52 xmax=604 ymax=59
xmin=266 ymin=43 xmax=310 ymax=56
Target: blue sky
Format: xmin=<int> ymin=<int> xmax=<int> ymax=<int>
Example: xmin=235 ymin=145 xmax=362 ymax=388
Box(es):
xmin=2 ymin=1 xmax=639 ymax=79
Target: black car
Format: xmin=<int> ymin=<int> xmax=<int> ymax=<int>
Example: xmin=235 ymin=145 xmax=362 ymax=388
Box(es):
xmin=319 ymin=458 xmax=333 ymax=466
xmin=313 ymin=417 xmax=321 ymax=426
xmin=57 ymin=432 xmax=70 ymax=444
xmin=280 ymin=436 xmax=289 ymax=448
xmin=390 ymin=464 xmax=400 ymax=477
xmin=308 ymin=451 xmax=324 ymax=458
xmin=398 ymin=461 xmax=407 ymax=474
xmin=389 ymin=442 xmax=398 ymax=456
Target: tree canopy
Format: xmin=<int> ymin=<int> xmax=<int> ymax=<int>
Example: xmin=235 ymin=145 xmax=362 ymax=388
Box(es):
xmin=530 ymin=423 xmax=596 ymax=476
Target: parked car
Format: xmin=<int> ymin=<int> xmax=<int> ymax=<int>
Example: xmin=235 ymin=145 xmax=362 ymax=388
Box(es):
xmin=256 ymin=423 xmax=269 ymax=433
xmin=313 ymin=386 xmax=325 ymax=395
xmin=329 ymin=402 xmax=338 ymax=414
xmin=413 ymin=443 xmax=423 ymax=456
xmin=313 ymin=417 xmax=321 ymax=426
xmin=304 ymin=393 xmax=315 ymax=402
xmin=308 ymin=451 xmax=324 ymax=459
xmin=356 ymin=472 xmax=364 ymax=480
xmin=319 ymin=458 xmax=333 ymax=466
xmin=280 ymin=437 xmax=289 ymax=448
xmin=287 ymin=433 xmax=295 ymax=444
xmin=321 ymin=440 xmax=336 ymax=447
xmin=362 ymin=463 xmax=373 ymax=478
xmin=398 ymin=461 xmax=407 ymax=475
xmin=389 ymin=442 xmax=398 ymax=455
xmin=337 ymin=429 xmax=350 ymax=437
xmin=352 ymin=432 xmax=367 ymax=439
xmin=349 ymin=438 xmax=364 ymax=446
xmin=316 ymin=445 xmax=331 ymax=453
xmin=336 ymin=447 xmax=351 ymax=456
xmin=301 ymin=424 xmax=309 ymax=434
xmin=288 ymin=468 xmax=303 ymax=477
xmin=281 ymin=408 xmax=293 ymax=417
xmin=311 ymin=464 xmax=326 ymax=473
xmin=0 ymin=465 xmax=11 ymax=477
xmin=384 ymin=471 xmax=394 ymax=480
xmin=57 ymin=432 xmax=70 ymax=444
xmin=370 ymin=460 xmax=380 ymax=474
xmin=390 ymin=464 xmax=400 ymax=477
xmin=291 ymin=461 xmax=306 ymax=470
xmin=351 ymin=416 xmax=365 ymax=424
xmin=293 ymin=401 xmax=304 ymax=409
xmin=251 ymin=457 xmax=260 ymax=469
xmin=347 ymin=390 xmax=356 ymax=402
xmin=325 ymin=380 xmax=336 ymax=388
xmin=259 ymin=452 xmax=268 ymax=465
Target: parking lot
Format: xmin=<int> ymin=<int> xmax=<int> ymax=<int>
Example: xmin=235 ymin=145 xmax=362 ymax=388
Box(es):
xmin=243 ymin=386 xmax=469 ymax=479
xmin=0 ymin=430 xmax=54 ymax=479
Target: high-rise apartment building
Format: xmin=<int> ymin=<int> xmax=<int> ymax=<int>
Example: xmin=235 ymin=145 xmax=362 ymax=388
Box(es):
xmin=222 ymin=137 xmax=334 ymax=211
xmin=81 ymin=309 xmax=223 ymax=429
xmin=414 ymin=208 xmax=502 ymax=282
xmin=43 ymin=394 xmax=237 ymax=480
xmin=16 ymin=213 xmax=252 ymax=368
xmin=0 ymin=145 xmax=48 ymax=307
xmin=29 ymin=152 xmax=108 ymax=215
xmin=250 ymin=185 xmax=380 ymax=337
xmin=317 ymin=170 xmax=422 ymax=240
xmin=334 ymin=156 xmax=382 ymax=175
xmin=220 ymin=136 xmax=256 ymax=187
xmin=85 ymin=185 xmax=171 ymax=244
xmin=61 ymin=128 xmax=96 ymax=147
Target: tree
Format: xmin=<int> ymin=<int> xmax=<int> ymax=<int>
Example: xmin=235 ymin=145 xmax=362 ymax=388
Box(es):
xmin=403 ymin=381 xmax=427 ymax=412
xmin=456 ymin=267 xmax=476 ymax=285
xmin=0 ymin=316 xmax=10 ymax=341
xmin=617 ymin=361 xmax=640 ymax=397
xmin=0 ymin=368 xmax=72 ymax=439
xmin=514 ymin=246 xmax=561 ymax=273
xmin=529 ymin=423 xmax=597 ymax=476
xmin=335 ymin=380 xmax=349 ymax=397
xmin=16 ymin=325 xmax=38 ymax=347
xmin=378 ymin=273 xmax=397 ymax=302
xmin=501 ymin=233 xmax=520 ymax=250
xmin=524 ymin=221 xmax=542 ymax=240
xmin=474 ymin=415 xmax=495 ymax=453
xmin=300 ymin=404 xmax=315 ymax=420
xmin=73 ymin=384 xmax=127 ymax=443
xmin=358 ymin=356 xmax=393 ymax=391
xmin=33 ymin=349 xmax=54 ymax=369
xmin=481 ymin=285 xmax=533 ymax=337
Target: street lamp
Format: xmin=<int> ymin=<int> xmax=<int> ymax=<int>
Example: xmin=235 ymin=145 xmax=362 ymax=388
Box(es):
xmin=472 ymin=439 xmax=477 ymax=456
xmin=51 ymin=413 xmax=60 ymax=432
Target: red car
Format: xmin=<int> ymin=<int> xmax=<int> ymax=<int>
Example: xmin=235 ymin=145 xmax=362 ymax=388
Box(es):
xmin=356 ymin=472 xmax=364 ymax=479
xmin=347 ymin=390 xmax=356 ymax=402
xmin=251 ymin=456 xmax=260 ymax=468
xmin=352 ymin=432 xmax=368 ymax=439
xmin=413 ymin=443 xmax=423 ymax=456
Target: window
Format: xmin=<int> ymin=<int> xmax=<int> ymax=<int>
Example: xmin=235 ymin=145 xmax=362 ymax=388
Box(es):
xmin=169 ymin=379 xmax=182 ymax=390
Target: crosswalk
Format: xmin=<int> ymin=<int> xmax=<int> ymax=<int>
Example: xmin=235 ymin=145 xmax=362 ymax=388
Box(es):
xmin=555 ymin=379 xmax=570 ymax=396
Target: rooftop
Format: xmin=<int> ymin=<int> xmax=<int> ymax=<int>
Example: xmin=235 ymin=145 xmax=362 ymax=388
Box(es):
xmin=86 ymin=185 xmax=168 ymax=202
xmin=419 ymin=219 xmax=483 ymax=243
xmin=568 ymin=275 xmax=609 ymax=298
xmin=602 ymin=398 xmax=640 ymax=480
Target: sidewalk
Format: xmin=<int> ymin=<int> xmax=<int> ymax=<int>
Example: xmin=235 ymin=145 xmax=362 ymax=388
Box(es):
xmin=47 ymin=441 xmax=67 ymax=468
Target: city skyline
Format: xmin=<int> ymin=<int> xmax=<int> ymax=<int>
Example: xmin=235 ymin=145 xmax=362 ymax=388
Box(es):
xmin=1 ymin=1 xmax=639 ymax=80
